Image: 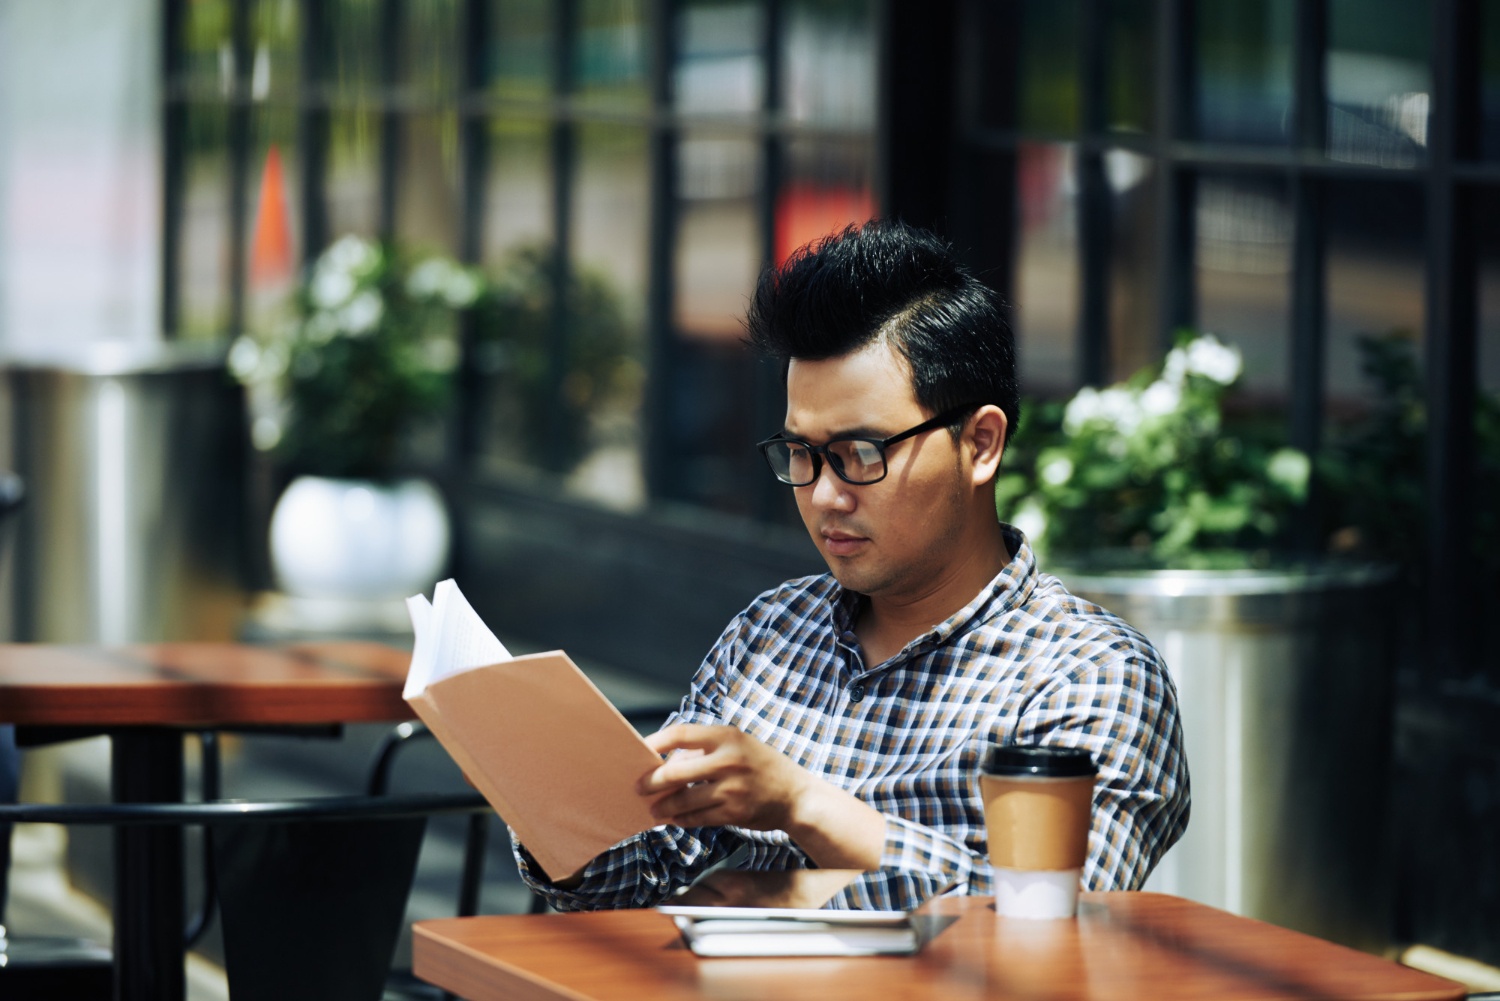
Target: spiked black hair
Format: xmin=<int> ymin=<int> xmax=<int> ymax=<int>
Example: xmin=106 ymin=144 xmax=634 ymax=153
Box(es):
xmin=746 ymin=219 xmax=1018 ymax=442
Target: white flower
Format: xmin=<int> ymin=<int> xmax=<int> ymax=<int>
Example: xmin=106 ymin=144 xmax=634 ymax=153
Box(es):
xmin=440 ymin=270 xmax=483 ymax=308
xmin=1062 ymin=387 xmax=1102 ymax=434
xmin=339 ymin=290 xmax=385 ymax=336
xmin=1064 ymin=383 xmax=1144 ymax=436
xmin=406 ymin=259 xmax=451 ymax=298
xmin=1266 ymin=447 xmax=1311 ymax=497
xmin=1095 ymin=386 xmax=1142 ymax=435
xmin=250 ymin=415 xmax=282 ymax=451
xmin=1039 ymin=455 xmax=1074 ymax=487
xmin=310 ymin=268 xmax=355 ymax=309
xmin=407 ymin=258 xmax=483 ymax=308
xmin=324 ymin=234 xmax=377 ymax=275
xmin=1162 ymin=346 xmax=1189 ymax=386
xmin=1012 ymin=500 xmax=1048 ymax=544
xmin=1139 ymin=379 xmax=1181 ymax=417
xmin=260 ymin=342 xmax=289 ymax=379
xmin=1184 ymin=334 xmax=1242 ymax=386
xmin=304 ymin=310 xmax=340 ymax=344
xmin=227 ymin=336 xmax=261 ymax=381
xmin=421 ymin=336 xmax=459 ymax=373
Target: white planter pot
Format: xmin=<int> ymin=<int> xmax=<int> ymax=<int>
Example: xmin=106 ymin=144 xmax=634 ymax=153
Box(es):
xmin=269 ymin=475 xmax=451 ymax=601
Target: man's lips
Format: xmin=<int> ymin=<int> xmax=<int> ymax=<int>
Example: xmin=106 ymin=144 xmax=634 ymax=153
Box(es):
xmin=821 ymin=529 xmax=869 ymax=557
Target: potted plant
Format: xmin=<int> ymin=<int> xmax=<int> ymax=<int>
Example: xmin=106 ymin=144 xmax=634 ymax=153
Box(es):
xmin=994 ymin=332 xmax=1398 ymax=952
xmin=996 ymin=333 xmax=1312 ymax=565
xmin=466 ymin=243 xmax=639 ymax=476
xmin=229 ymin=235 xmax=482 ymax=606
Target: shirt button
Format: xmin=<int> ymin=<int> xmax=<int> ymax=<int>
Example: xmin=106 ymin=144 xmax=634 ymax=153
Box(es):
xmin=848 ymin=683 xmax=866 ymax=703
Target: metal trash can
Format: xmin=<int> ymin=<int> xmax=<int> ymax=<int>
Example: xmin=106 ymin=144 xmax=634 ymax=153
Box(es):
xmin=0 ymin=342 xmax=246 ymax=642
xmin=1057 ymin=562 xmax=1399 ymax=952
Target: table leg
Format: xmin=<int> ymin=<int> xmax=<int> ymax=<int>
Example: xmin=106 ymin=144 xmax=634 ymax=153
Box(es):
xmin=111 ymin=728 xmax=185 ymax=1001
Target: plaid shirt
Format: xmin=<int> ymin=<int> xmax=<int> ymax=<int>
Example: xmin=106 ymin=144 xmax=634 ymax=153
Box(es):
xmin=515 ymin=527 xmax=1189 ymax=911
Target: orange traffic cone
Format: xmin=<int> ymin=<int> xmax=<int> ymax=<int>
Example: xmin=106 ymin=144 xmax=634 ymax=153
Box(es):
xmin=250 ymin=144 xmax=294 ymax=287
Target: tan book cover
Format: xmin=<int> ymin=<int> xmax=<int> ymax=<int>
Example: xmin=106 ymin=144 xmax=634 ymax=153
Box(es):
xmin=405 ymin=581 xmax=665 ymax=880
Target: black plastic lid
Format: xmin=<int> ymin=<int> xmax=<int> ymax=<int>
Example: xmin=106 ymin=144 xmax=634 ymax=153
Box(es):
xmin=980 ymin=744 xmax=1096 ymax=778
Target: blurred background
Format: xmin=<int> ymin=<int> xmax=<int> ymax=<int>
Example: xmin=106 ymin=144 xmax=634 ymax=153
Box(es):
xmin=0 ymin=0 xmax=1497 ymax=985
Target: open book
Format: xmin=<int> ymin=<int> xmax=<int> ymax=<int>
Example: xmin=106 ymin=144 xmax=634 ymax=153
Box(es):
xmin=404 ymin=579 xmax=667 ymax=880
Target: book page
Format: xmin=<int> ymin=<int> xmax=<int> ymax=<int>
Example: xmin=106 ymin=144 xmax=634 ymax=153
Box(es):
xmin=403 ymin=594 xmax=436 ymax=700
xmin=404 ymin=580 xmax=512 ymax=697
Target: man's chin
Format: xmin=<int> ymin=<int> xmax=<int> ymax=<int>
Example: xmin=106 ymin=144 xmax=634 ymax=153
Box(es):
xmin=823 ymin=558 xmax=887 ymax=597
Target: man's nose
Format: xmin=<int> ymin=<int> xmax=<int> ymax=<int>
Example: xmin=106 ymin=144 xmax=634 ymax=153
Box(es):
xmin=807 ymin=459 xmax=855 ymax=510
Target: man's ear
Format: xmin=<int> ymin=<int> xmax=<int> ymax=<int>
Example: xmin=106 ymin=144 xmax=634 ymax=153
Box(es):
xmin=967 ymin=406 xmax=1008 ymax=486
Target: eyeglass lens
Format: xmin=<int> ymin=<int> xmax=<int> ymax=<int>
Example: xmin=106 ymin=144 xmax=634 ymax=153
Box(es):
xmin=768 ymin=439 xmax=886 ymax=485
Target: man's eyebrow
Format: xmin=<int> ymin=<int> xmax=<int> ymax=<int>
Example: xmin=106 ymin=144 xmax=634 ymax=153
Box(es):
xmin=785 ymin=424 xmax=885 ymax=441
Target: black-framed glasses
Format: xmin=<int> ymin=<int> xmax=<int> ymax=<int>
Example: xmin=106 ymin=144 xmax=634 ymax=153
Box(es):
xmin=756 ymin=405 xmax=979 ymax=486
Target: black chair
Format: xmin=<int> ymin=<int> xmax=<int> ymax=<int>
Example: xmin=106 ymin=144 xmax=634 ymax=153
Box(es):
xmin=1 ymin=472 xmax=25 ymax=916
xmin=0 ymin=473 xmax=112 ymax=1001
xmin=0 ymin=791 xmax=489 ymax=1001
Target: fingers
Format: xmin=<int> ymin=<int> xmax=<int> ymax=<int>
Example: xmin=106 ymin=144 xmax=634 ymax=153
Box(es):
xmin=645 ymin=723 xmax=731 ymax=755
xmin=637 ymin=745 xmax=739 ymax=796
xmin=647 ymin=780 xmax=722 ymax=824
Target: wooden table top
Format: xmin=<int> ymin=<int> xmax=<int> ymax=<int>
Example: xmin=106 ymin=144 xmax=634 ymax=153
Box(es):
xmin=413 ymin=892 xmax=1465 ymax=1001
xmin=0 ymin=642 xmax=415 ymax=727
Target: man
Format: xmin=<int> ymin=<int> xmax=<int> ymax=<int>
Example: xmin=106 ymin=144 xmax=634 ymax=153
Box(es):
xmin=515 ymin=220 xmax=1188 ymax=909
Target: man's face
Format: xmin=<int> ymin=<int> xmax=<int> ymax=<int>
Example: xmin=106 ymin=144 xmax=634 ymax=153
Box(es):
xmin=783 ymin=340 xmax=971 ymax=601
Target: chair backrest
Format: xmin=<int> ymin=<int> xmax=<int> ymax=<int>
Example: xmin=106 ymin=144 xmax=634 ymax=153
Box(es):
xmin=0 ymin=793 xmax=487 ymax=1001
xmin=210 ymin=815 xmax=428 ymax=1001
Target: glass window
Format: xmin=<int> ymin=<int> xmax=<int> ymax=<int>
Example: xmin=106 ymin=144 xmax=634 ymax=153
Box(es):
xmin=238 ymin=1 xmax=303 ymax=329
xmin=490 ymin=0 xmax=555 ymax=102
xmin=575 ymin=0 xmax=650 ymax=110
xmin=394 ymin=112 xmax=461 ymax=251
xmin=179 ymin=102 xmax=232 ymax=339
xmin=484 ymin=116 xmax=554 ymax=265
xmin=1194 ymin=0 xmax=1294 ymax=146
xmin=776 ymin=137 xmax=875 ymax=264
xmin=677 ymin=1 xmax=763 ymax=117
xmin=1324 ymin=179 xmax=1425 ymax=410
xmin=565 ymin=123 xmax=652 ymax=508
xmin=254 ymin=0 xmax=301 ymax=103
xmin=1108 ymin=0 xmax=1156 ymax=135
xmin=1196 ymin=174 xmax=1292 ymax=400
xmin=1479 ymin=189 xmax=1500 ymax=395
xmin=326 ymin=108 xmax=382 ymax=240
xmin=1105 ymin=149 xmax=1159 ymax=381
xmin=402 ymin=0 xmax=462 ymax=98
xmin=1485 ymin=3 xmax=1500 ymax=161
xmin=1014 ymin=142 xmax=1080 ymax=395
xmin=245 ymin=106 xmax=303 ymax=327
xmin=781 ymin=0 xmax=875 ymax=128
xmin=1019 ymin=0 xmax=1079 ymax=135
xmin=329 ymin=0 xmax=382 ymax=100
xmin=1327 ymin=0 xmax=1431 ymax=167
xmin=182 ymin=0 xmax=232 ymax=96
xmin=673 ymin=132 xmax=762 ymax=339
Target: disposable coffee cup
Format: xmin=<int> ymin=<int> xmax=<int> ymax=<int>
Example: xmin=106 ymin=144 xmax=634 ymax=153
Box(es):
xmin=979 ymin=745 xmax=1096 ymax=919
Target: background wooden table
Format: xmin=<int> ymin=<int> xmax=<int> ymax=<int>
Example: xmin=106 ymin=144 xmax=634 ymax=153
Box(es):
xmin=0 ymin=641 xmax=416 ymax=1001
xmin=414 ymin=892 xmax=1466 ymax=1001
xmin=0 ymin=641 xmax=413 ymax=727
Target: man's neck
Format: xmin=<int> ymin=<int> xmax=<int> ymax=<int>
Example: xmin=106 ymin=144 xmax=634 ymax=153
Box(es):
xmin=853 ymin=526 xmax=1014 ymax=668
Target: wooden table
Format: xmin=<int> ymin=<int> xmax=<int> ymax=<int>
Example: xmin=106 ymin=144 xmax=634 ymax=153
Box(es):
xmin=0 ymin=641 xmax=415 ymax=1001
xmin=413 ymin=892 xmax=1466 ymax=1001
